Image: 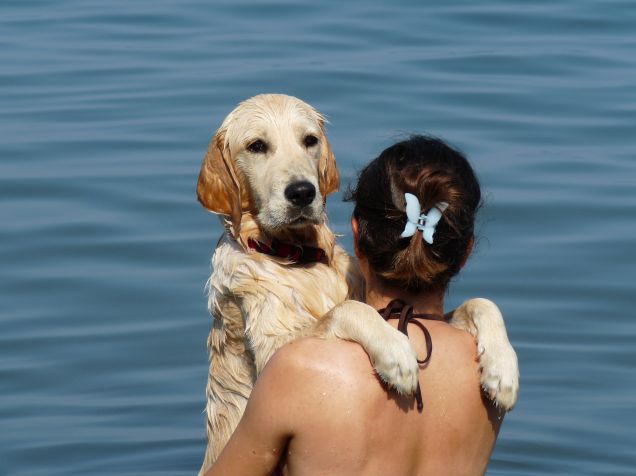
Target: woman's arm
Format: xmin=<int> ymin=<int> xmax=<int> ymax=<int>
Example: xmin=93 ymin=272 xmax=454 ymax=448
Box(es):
xmin=203 ymin=338 xmax=344 ymax=476
xmin=204 ymin=336 xmax=384 ymax=475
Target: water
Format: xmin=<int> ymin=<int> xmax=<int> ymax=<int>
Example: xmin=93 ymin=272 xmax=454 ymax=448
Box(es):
xmin=1 ymin=1 xmax=635 ymax=474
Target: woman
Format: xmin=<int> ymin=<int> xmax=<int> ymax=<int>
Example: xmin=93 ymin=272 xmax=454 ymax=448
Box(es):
xmin=206 ymin=135 xmax=504 ymax=475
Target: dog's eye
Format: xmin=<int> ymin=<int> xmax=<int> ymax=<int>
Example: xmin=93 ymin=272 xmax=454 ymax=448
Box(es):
xmin=247 ymin=139 xmax=268 ymax=154
xmin=303 ymin=135 xmax=318 ymax=148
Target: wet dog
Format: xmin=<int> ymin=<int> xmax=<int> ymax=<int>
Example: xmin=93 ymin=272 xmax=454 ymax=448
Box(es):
xmin=196 ymin=94 xmax=519 ymax=473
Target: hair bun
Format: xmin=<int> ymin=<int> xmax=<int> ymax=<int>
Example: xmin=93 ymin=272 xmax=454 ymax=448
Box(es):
xmin=346 ymin=135 xmax=481 ymax=292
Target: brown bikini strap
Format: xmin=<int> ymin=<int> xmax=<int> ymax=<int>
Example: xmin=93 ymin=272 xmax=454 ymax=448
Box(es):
xmin=378 ymin=299 xmax=445 ymax=412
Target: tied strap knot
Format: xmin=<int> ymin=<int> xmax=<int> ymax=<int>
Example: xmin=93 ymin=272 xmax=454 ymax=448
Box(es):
xmin=377 ymin=299 xmax=446 ymax=412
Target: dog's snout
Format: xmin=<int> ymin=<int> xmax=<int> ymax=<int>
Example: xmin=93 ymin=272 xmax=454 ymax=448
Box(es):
xmin=284 ymin=181 xmax=316 ymax=207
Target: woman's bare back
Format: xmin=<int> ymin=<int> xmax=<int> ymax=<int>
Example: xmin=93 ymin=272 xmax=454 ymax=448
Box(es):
xmin=206 ymin=319 xmax=503 ymax=476
xmin=279 ymin=320 xmax=503 ymax=476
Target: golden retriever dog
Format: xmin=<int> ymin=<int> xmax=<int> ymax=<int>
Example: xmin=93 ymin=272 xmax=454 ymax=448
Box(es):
xmin=196 ymin=94 xmax=519 ymax=473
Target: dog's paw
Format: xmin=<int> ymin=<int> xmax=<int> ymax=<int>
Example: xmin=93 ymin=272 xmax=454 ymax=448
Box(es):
xmin=478 ymin=337 xmax=519 ymax=411
xmin=371 ymin=329 xmax=419 ymax=396
xmin=450 ymin=298 xmax=519 ymax=411
xmin=323 ymin=299 xmax=419 ymax=396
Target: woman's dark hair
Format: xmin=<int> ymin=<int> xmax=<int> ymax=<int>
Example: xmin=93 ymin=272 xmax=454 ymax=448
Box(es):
xmin=345 ymin=135 xmax=482 ymax=293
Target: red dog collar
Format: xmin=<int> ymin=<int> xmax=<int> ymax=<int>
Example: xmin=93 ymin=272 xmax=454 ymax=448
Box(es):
xmin=247 ymin=238 xmax=326 ymax=264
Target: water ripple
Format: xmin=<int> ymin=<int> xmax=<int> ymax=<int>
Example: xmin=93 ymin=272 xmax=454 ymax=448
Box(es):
xmin=2 ymin=0 xmax=636 ymax=473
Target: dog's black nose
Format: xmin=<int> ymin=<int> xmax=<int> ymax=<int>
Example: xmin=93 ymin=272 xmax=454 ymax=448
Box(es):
xmin=285 ymin=181 xmax=316 ymax=207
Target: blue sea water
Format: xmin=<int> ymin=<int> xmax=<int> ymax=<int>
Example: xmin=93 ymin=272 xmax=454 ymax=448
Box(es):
xmin=1 ymin=0 xmax=635 ymax=474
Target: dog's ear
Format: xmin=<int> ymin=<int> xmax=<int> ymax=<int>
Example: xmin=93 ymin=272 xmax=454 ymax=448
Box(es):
xmin=196 ymin=130 xmax=243 ymax=232
xmin=318 ymin=121 xmax=339 ymax=198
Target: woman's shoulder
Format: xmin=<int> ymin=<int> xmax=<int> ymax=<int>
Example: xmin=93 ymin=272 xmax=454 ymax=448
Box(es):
xmin=259 ymin=337 xmax=381 ymax=416
xmin=411 ymin=320 xmax=481 ymax=386
xmin=265 ymin=325 xmax=479 ymax=397
xmin=265 ymin=337 xmax=375 ymax=388
xmin=259 ymin=324 xmax=484 ymax=418
xmin=422 ymin=320 xmax=478 ymax=362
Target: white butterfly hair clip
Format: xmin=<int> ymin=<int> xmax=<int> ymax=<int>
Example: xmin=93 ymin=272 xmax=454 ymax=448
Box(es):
xmin=400 ymin=193 xmax=449 ymax=244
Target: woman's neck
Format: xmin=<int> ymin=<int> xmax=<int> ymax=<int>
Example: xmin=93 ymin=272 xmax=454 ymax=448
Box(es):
xmin=364 ymin=279 xmax=445 ymax=316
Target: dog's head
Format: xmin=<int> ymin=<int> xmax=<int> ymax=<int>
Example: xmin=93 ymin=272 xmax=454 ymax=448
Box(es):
xmin=197 ymin=94 xmax=339 ymax=235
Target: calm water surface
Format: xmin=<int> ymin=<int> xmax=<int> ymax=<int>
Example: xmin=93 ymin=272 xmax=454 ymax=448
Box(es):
xmin=1 ymin=1 xmax=635 ymax=474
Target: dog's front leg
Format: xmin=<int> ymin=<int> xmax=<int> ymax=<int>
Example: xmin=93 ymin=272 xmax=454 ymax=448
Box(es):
xmin=310 ymin=300 xmax=419 ymax=396
xmin=448 ymin=298 xmax=519 ymax=410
